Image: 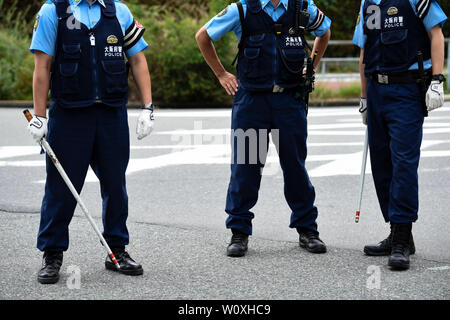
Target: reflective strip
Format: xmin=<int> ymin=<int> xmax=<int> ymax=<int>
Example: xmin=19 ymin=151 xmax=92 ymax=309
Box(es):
xmin=124 ymin=21 xmax=145 ymax=50
xmin=124 ymin=24 xmax=137 ymax=42
xmin=416 ymin=0 xmax=431 ymax=19
xmin=308 ymin=10 xmax=325 ymax=31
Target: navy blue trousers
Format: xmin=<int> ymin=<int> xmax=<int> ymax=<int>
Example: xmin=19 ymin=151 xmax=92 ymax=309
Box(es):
xmin=367 ymin=81 xmax=424 ymax=223
xmin=37 ymin=103 xmax=130 ymax=252
xmin=225 ymin=88 xmax=318 ymax=235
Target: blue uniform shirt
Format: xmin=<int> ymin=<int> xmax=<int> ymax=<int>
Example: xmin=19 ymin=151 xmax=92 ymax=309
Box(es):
xmin=352 ymin=0 xmax=447 ymax=70
xmin=205 ymin=0 xmax=331 ymax=42
xmin=30 ymin=0 xmax=148 ymax=58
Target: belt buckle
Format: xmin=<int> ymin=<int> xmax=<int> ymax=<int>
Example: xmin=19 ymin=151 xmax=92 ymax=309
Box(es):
xmin=273 ymin=85 xmax=284 ymax=93
xmin=377 ymin=74 xmax=389 ymax=84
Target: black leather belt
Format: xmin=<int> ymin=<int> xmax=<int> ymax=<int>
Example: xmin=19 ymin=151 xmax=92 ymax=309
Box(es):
xmin=368 ymin=70 xmax=431 ymax=85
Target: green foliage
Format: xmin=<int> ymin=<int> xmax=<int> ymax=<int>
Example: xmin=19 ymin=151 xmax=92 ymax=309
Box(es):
xmin=0 ymin=30 xmax=35 ymax=100
xmin=311 ymin=83 xmax=361 ymax=101
xmin=0 ymin=0 xmax=34 ymax=100
xmin=0 ymin=0 xmax=448 ymax=103
xmin=126 ymin=0 xmax=237 ymax=104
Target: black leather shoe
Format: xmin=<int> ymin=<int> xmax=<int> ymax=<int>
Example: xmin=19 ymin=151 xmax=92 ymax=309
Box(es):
xmin=298 ymin=229 xmax=327 ymax=254
xmin=38 ymin=252 xmax=63 ymax=284
xmin=388 ymin=223 xmax=412 ymax=270
xmin=105 ymin=248 xmax=143 ymax=276
xmin=364 ymin=225 xmax=415 ymax=256
xmin=227 ymin=231 xmax=249 ymax=257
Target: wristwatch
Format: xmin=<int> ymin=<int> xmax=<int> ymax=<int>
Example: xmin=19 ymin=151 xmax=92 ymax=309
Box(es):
xmin=431 ymin=74 xmax=446 ymax=83
xmin=142 ymin=103 xmax=155 ymax=111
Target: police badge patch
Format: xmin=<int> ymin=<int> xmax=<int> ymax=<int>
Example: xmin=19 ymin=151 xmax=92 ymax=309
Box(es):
xmin=387 ymin=7 xmax=399 ymax=16
xmin=217 ymin=7 xmax=228 ymax=17
xmin=34 ymin=15 xmax=40 ymax=31
xmin=107 ymin=35 xmax=119 ymax=45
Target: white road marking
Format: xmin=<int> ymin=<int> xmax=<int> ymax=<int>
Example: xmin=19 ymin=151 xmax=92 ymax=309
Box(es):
xmin=128 ymin=110 xmax=232 ymax=118
xmin=427 ymin=266 xmax=450 ymax=271
xmin=0 ymin=146 xmax=41 ymax=159
xmin=156 ymin=127 xmax=450 ymax=136
xmin=129 ymin=105 xmax=449 ymax=119
xmin=337 ymin=116 xmax=450 ymax=123
xmin=2 ymin=107 xmax=449 ymax=183
xmin=2 ymin=144 xmax=448 ymax=183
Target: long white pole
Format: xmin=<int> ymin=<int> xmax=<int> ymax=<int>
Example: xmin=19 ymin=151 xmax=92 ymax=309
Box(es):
xmin=24 ymin=110 xmax=120 ymax=269
xmin=447 ymin=40 xmax=449 ymax=92
xmin=355 ymin=126 xmax=369 ymax=223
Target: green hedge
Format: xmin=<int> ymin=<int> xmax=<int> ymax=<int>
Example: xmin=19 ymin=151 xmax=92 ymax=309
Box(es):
xmin=126 ymin=0 xmax=237 ymax=104
xmin=0 ymin=0 xmax=448 ymax=103
xmin=0 ymin=0 xmax=34 ymax=100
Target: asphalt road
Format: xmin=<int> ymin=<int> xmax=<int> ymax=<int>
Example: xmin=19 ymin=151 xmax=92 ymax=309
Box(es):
xmin=0 ymin=105 xmax=449 ymax=300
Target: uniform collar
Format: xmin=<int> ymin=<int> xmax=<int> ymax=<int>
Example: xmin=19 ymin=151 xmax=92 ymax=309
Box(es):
xmin=71 ymin=0 xmax=106 ymax=8
xmin=260 ymin=0 xmax=289 ymax=10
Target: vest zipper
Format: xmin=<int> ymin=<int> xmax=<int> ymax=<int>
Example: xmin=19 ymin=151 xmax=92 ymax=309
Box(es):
xmin=90 ymin=32 xmax=100 ymax=101
xmin=274 ymin=37 xmax=278 ymax=87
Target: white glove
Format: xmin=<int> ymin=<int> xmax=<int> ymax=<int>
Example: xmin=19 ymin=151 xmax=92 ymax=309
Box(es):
xmin=359 ymin=98 xmax=367 ymax=125
xmin=136 ymin=109 xmax=154 ymax=140
xmin=426 ymin=80 xmax=444 ymax=112
xmin=27 ymin=114 xmax=48 ymax=143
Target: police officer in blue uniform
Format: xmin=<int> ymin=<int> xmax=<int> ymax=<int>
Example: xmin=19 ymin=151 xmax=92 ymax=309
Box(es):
xmin=28 ymin=0 xmax=155 ymax=283
xmin=353 ymin=0 xmax=447 ymax=270
xmin=196 ymin=0 xmax=331 ymax=257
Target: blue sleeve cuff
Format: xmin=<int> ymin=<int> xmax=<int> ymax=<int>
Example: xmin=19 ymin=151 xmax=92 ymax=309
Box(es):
xmin=29 ymin=3 xmax=57 ymax=57
xmin=205 ymin=21 xmax=222 ymax=42
xmin=352 ymin=25 xmax=366 ymax=49
xmin=422 ymin=1 xmax=447 ymax=32
xmin=204 ymin=3 xmax=241 ymax=42
xmin=125 ymin=39 xmax=149 ymax=58
xmin=352 ymin=5 xmax=366 ymax=49
xmin=30 ymin=47 xmax=55 ymax=57
xmin=310 ymin=16 xmax=331 ymax=38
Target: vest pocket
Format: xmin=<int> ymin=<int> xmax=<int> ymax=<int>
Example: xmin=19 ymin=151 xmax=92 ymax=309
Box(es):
xmin=59 ymin=63 xmax=80 ymax=95
xmin=243 ymin=47 xmax=263 ymax=81
xmin=62 ymin=44 xmax=81 ymax=60
xmin=101 ymin=60 xmax=128 ymax=97
xmin=247 ymin=34 xmax=265 ymax=44
xmin=380 ymin=29 xmax=408 ymax=68
xmin=279 ymin=48 xmax=305 ymax=83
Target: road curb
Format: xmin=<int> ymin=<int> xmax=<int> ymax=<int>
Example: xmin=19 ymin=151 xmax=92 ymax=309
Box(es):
xmin=2 ymin=96 xmax=448 ymax=109
xmin=0 ymin=99 xmax=361 ymax=109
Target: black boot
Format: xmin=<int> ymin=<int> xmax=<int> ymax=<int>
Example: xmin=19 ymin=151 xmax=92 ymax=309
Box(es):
xmin=364 ymin=224 xmax=415 ymax=256
xmin=388 ymin=223 xmax=413 ymax=270
xmin=227 ymin=230 xmax=249 ymax=257
xmin=37 ymin=252 xmax=63 ymax=284
xmin=105 ymin=248 xmax=143 ymax=276
xmin=298 ymin=228 xmax=327 ymax=254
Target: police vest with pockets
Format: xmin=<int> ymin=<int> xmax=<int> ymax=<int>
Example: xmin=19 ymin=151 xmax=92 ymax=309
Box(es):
xmin=51 ymin=0 xmax=128 ymax=108
xmin=362 ymin=0 xmax=431 ymax=76
xmin=236 ymin=0 xmax=308 ymax=91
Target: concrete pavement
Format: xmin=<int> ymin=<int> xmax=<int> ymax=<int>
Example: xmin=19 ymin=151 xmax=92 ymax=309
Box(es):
xmin=0 ymin=105 xmax=449 ymax=299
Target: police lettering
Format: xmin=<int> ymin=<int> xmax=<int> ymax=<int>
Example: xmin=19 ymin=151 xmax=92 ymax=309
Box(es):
xmin=104 ymin=46 xmax=123 ymax=57
xmin=285 ymin=36 xmax=303 ymax=47
xmin=384 ymin=16 xmax=404 ymax=28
